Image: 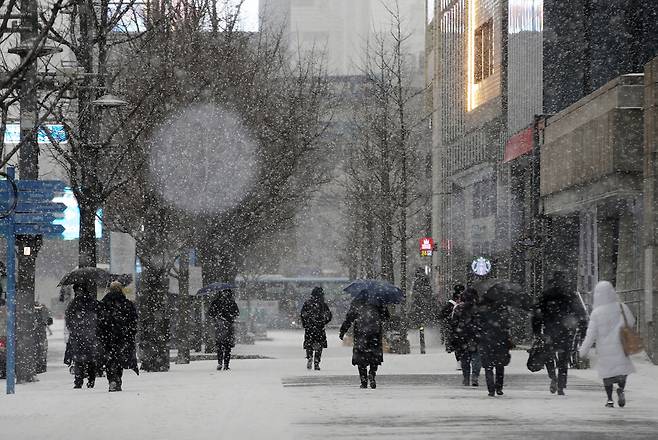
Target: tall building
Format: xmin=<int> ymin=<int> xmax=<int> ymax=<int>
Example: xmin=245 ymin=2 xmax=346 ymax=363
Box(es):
xmin=427 ymin=0 xmax=658 ymax=296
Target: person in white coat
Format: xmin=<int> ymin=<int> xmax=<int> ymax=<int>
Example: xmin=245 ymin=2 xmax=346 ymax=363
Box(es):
xmin=579 ymin=281 xmax=636 ymax=408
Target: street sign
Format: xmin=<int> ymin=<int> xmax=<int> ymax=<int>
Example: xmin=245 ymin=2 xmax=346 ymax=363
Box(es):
xmin=16 ymin=180 xmax=67 ymax=192
xmin=0 ymin=191 xmax=60 ymax=203
xmin=14 ymin=212 xmax=59 ymax=224
xmin=14 ymin=202 xmax=67 ymax=213
xmin=14 ymin=223 xmax=65 ymax=236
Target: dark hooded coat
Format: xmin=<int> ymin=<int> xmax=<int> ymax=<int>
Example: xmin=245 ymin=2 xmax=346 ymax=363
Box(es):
xmin=301 ymin=292 xmax=332 ymax=350
xmin=339 ymin=298 xmax=390 ymax=366
xmin=208 ymin=293 xmax=240 ymax=347
xmin=65 ymin=293 xmax=99 ymax=363
xmin=532 ymin=285 xmax=587 ymax=351
xmin=98 ymin=289 xmax=138 ymax=370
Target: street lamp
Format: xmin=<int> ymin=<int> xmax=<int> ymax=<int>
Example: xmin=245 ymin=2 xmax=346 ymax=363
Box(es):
xmin=92 ymin=94 xmax=128 ymax=108
xmin=8 ymin=37 xmax=62 ymax=58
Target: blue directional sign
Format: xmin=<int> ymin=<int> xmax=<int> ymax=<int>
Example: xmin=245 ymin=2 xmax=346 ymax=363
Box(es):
xmin=16 ymin=180 xmax=67 ymax=192
xmin=14 ymin=202 xmax=68 ymax=214
xmin=14 ymin=213 xmax=58 ymax=223
xmin=14 ymin=223 xmax=65 ymax=236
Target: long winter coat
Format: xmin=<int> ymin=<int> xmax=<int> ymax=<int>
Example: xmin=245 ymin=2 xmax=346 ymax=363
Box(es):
xmin=339 ymin=298 xmax=390 ymax=366
xmin=477 ymin=302 xmax=512 ymax=368
xmin=452 ymin=300 xmax=480 ymax=358
xmin=579 ymin=281 xmax=636 ymax=379
xmin=532 ymin=286 xmax=587 ymax=351
xmin=439 ymin=300 xmax=460 ymax=353
xmin=301 ymin=296 xmax=332 ymax=350
xmin=65 ymin=294 xmax=99 ymax=363
xmin=208 ymin=295 xmax=240 ymax=347
xmin=98 ymin=289 xmax=138 ymax=370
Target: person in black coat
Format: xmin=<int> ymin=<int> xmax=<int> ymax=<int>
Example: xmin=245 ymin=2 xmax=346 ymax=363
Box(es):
xmin=439 ymin=284 xmax=464 ymax=364
xmin=301 ymin=287 xmax=332 ymax=370
xmin=98 ymin=282 xmax=138 ymax=392
xmin=531 ymin=272 xmax=588 ymax=395
xmin=452 ymin=288 xmax=481 ymax=386
xmin=208 ymin=289 xmax=240 ymax=371
xmin=64 ymin=281 xmax=99 ymax=389
xmin=477 ymin=299 xmax=512 ymax=397
xmin=339 ymin=292 xmax=390 ymax=389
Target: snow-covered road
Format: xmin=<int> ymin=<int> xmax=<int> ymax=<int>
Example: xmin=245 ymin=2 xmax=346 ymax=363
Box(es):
xmin=1 ymin=321 xmax=657 ymax=440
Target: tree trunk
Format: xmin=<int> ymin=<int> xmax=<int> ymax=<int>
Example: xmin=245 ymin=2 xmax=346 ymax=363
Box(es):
xmin=175 ymin=252 xmax=191 ymax=364
xmin=78 ymin=201 xmax=97 ymax=268
xmin=137 ymin=260 xmax=170 ymax=372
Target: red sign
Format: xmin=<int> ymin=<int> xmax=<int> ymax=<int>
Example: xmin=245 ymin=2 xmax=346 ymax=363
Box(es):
xmin=503 ymin=127 xmax=533 ymax=163
xmin=419 ymin=237 xmax=434 ymax=257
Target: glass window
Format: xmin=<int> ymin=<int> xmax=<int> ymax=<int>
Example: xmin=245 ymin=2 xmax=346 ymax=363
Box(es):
xmin=474 ymin=19 xmax=494 ymax=83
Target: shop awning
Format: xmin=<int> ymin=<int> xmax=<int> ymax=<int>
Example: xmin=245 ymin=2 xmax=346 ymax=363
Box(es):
xmin=503 ymin=127 xmax=533 ymax=163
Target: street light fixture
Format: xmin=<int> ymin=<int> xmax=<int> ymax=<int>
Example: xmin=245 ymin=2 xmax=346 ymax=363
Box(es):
xmin=92 ymin=94 xmax=128 ymax=108
xmin=8 ymin=38 xmax=62 ymax=57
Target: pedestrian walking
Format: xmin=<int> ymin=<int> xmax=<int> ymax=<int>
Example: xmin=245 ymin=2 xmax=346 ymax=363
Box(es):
xmin=208 ymin=288 xmax=240 ymax=371
xmin=477 ymin=298 xmax=512 ymax=397
xmin=452 ymin=287 xmax=481 ymax=386
xmin=579 ymin=281 xmax=636 ymax=408
xmin=339 ymin=291 xmax=390 ymax=389
xmin=300 ymin=287 xmax=332 ymax=370
xmin=439 ymin=284 xmax=464 ymax=368
xmin=98 ymin=282 xmax=138 ymax=392
xmin=532 ymin=272 xmax=588 ymax=396
xmin=64 ymin=281 xmax=99 ymax=389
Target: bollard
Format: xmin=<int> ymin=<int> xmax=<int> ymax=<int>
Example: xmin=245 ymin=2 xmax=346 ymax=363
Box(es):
xmin=419 ymin=326 xmax=426 ymax=354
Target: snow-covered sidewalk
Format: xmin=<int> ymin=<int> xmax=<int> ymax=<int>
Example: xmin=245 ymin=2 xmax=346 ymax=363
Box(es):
xmin=1 ymin=323 xmax=657 ymax=440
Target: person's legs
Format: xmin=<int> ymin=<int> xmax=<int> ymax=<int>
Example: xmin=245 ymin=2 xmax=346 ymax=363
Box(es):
xmin=358 ymin=365 xmax=368 ymax=388
xmin=306 ymin=349 xmax=313 ymax=369
xmin=107 ymin=360 xmax=120 ymax=391
xmin=556 ymin=348 xmax=569 ymax=393
xmin=471 ymin=352 xmax=481 ymax=386
xmin=460 ymin=351 xmax=471 ymax=385
xmin=73 ymin=362 xmax=84 ymax=388
xmin=217 ymin=341 xmax=225 ymax=369
xmin=603 ymin=377 xmax=615 ymax=406
xmin=485 ymin=366 xmax=495 ymax=396
xmin=495 ymin=366 xmax=504 ymax=395
xmin=87 ymin=362 xmax=96 ymax=388
xmin=617 ymin=375 xmax=627 ymax=407
xmin=546 ymin=351 xmax=557 ymax=393
xmin=368 ymin=364 xmax=378 ymax=389
xmin=223 ymin=344 xmax=232 ymax=370
xmin=314 ymin=348 xmax=322 ymax=370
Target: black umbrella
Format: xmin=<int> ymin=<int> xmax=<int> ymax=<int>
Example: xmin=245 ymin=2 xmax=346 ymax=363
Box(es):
xmin=58 ymin=267 xmax=111 ymax=287
xmin=476 ymin=278 xmax=532 ymax=310
xmin=109 ymin=273 xmax=134 ymax=286
xmin=196 ymin=282 xmax=237 ymax=296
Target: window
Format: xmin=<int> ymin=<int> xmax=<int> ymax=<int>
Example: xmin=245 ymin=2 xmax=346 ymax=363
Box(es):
xmin=474 ymin=19 xmax=494 ymax=83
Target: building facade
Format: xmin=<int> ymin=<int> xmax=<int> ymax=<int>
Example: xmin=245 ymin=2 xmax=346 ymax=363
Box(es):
xmin=428 ymin=0 xmax=658 ymax=297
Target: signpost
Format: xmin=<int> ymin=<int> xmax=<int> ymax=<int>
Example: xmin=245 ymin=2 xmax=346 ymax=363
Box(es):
xmin=1 ymin=166 xmax=67 ymax=394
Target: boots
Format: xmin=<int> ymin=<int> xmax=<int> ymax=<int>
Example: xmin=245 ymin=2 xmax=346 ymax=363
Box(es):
xmin=306 ymin=358 xmax=312 ymax=370
xmin=358 ymin=366 xmax=368 ymax=388
xmin=368 ymin=370 xmax=377 ymax=389
xmin=471 ymin=374 xmax=479 ymax=387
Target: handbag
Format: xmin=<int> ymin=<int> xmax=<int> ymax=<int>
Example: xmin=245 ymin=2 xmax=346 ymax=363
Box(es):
xmin=527 ymin=335 xmax=548 ymax=372
xmin=619 ymin=304 xmax=643 ymax=356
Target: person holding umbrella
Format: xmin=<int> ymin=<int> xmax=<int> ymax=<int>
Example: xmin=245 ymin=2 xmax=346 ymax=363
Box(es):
xmin=98 ymin=282 xmax=139 ymax=392
xmin=300 ymin=286 xmax=332 ymax=370
xmin=64 ymin=280 xmax=99 ymax=389
xmin=439 ymin=284 xmax=464 ymax=368
xmin=532 ymin=272 xmax=588 ymax=396
xmin=477 ymin=297 xmax=512 ymax=397
xmin=340 ymin=281 xmax=397 ymax=389
xmin=208 ymin=287 xmax=240 ymax=371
